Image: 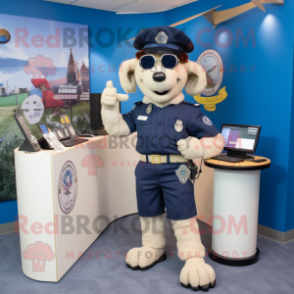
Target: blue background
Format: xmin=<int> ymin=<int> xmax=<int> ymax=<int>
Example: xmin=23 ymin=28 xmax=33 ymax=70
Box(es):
xmin=1 ymin=0 xmax=293 ymax=233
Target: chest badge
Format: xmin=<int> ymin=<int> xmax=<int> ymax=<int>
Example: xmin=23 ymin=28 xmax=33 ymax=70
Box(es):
xmin=174 ymin=119 xmax=183 ymax=132
xmin=146 ymin=104 xmax=153 ymax=115
xmin=175 ymin=165 xmax=191 ymax=184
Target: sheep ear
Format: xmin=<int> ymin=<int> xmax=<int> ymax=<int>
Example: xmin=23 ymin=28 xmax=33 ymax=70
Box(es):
xmin=184 ymin=60 xmax=207 ymax=96
xmin=119 ymin=59 xmax=137 ymax=93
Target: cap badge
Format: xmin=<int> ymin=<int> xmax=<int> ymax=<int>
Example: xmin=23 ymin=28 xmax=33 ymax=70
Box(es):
xmin=155 ymin=31 xmax=168 ymax=44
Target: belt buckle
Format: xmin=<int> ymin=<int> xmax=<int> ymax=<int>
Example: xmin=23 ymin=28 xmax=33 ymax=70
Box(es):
xmin=151 ymin=155 xmax=161 ymax=164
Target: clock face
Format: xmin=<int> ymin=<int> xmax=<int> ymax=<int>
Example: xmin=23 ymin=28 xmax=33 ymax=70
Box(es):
xmin=197 ymin=50 xmax=224 ymax=97
xmin=58 ymin=161 xmax=78 ymax=214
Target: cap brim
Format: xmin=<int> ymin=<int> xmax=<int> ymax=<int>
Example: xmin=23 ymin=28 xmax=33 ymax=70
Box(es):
xmin=143 ymin=43 xmax=184 ymax=56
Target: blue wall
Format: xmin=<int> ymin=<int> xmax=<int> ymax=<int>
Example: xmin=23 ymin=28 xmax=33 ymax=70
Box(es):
xmin=164 ymin=0 xmax=294 ymax=232
xmin=1 ymin=0 xmax=294 ymax=233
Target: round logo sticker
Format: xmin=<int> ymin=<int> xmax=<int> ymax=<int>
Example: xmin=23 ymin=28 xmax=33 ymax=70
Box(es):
xmin=203 ymin=116 xmax=213 ymax=126
xmin=197 ymin=50 xmax=223 ymax=96
xmin=58 ymin=161 xmax=78 ymax=214
xmin=20 ymin=95 xmax=44 ymax=125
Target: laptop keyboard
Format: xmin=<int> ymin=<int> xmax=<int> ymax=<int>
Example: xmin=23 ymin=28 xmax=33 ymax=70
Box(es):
xmin=61 ymin=137 xmax=88 ymax=147
xmin=212 ymin=155 xmax=244 ymax=163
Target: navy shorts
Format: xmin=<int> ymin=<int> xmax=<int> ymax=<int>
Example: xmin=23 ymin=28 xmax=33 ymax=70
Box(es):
xmin=135 ymin=161 xmax=197 ymax=220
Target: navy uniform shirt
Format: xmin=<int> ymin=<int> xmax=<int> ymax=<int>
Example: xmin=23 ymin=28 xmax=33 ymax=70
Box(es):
xmin=123 ymin=101 xmax=219 ymax=155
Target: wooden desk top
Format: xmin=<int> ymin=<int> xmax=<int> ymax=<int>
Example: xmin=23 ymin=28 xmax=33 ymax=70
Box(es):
xmin=205 ymin=155 xmax=271 ymax=171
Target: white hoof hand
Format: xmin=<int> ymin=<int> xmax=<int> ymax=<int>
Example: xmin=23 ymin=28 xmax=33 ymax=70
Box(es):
xmin=101 ymin=81 xmax=129 ymax=109
xmin=126 ymin=246 xmax=165 ymax=270
xmin=180 ymin=258 xmax=216 ymax=292
xmin=177 ymin=137 xmax=204 ymax=160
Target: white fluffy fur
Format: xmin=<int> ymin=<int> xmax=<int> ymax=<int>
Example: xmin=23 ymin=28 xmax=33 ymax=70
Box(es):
xmin=171 ymin=217 xmax=205 ymax=260
xmin=101 ymin=81 xmax=131 ymax=137
xmin=171 ymin=217 xmax=215 ymax=287
xmin=180 ymin=258 xmax=216 ymax=288
xmin=143 ymin=92 xmax=184 ymax=108
xmin=119 ymin=56 xmax=207 ymax=107
xmin=126 ymin=215 xmax=166 ymax=269
xmin=101 ymin=107 xmax=130 ymax=137
xmin=177 ymin=134 xmax=225 ymax=160
xmin=119 ymin=59 xmax=137 ymax=93
xmin=184 ymin=61 xmax=207 ymax=96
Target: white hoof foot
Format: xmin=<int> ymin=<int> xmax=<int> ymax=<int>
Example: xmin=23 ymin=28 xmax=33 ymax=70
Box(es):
xmin=126 ymin=246 xmax=165 ymax=270
xmin=180 ymin=258 xmax=216 ymax=292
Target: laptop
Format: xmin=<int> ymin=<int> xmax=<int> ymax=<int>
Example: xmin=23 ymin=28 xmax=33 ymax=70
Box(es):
xmin=212 ymin=124 xmax=261 ymax=163
xmin=38 ymin=123 xmax=87 ymax=147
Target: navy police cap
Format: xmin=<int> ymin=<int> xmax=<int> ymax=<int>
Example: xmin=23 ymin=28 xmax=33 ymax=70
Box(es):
xmin=133 ymin=26 xmax=194 ymax=56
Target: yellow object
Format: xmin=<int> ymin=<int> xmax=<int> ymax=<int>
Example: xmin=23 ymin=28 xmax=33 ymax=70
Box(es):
xmin=65 ymin=116 xmax=70 ymax=123
xmin=140 ymin=154 xmax=188 ymax=164
xmin=151 ymin=155 xmax=162 ymax=164
xmin=205 ymin=155 xmax=271 ymax=169
xmin=0 ymin=28 xmax=11 ymax=43
xmin=60 ymin=118 xmax=65 ymax=124
xmin=193 ymin=87 xmax=227 ymax=112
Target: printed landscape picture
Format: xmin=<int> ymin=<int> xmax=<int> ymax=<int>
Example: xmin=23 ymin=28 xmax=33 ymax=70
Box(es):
xmin=0 ymin=13 xmax=90 ymax=202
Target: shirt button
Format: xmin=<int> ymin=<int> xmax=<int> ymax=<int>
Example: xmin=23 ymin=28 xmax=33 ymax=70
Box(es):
xmin=158 ymin=137 xmax=161 ymax=140
xmin=159 ymin=123 xmax=161 ymax=125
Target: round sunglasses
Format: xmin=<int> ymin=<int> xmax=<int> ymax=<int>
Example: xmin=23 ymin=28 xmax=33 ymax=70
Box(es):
xmin=139 ymin=54 xmax=179 ymax=70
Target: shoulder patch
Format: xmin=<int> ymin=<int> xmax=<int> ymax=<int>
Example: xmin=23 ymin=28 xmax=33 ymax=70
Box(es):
xmin=183 ymin=101 xmax=201 ymax=108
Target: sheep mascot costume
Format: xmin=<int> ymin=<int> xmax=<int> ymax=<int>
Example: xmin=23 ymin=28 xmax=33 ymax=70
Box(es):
xmin=101 ymin=26 xmax=224 ymax=292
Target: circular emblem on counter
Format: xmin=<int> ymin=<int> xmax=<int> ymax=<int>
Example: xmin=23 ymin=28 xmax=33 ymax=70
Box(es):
xmin=197 ymin=50 xmax=223 ymax=96
xmin=58 ymin=161 xmax=78 ymax=214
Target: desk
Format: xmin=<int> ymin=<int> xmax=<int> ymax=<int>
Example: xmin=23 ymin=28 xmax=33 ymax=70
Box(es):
xmin=15 ymin=135 xmax=138 ymax=282
xmin=204 ymin=156 xmax=270 ymax=266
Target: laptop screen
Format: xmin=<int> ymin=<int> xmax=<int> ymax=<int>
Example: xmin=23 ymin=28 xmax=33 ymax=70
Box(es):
xmin=221 ymin=124 xmax=261 ymax=153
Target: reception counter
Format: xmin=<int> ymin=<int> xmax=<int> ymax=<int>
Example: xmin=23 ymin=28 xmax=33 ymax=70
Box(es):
xmin=15 ymin=135 xmax=139 ymax=282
